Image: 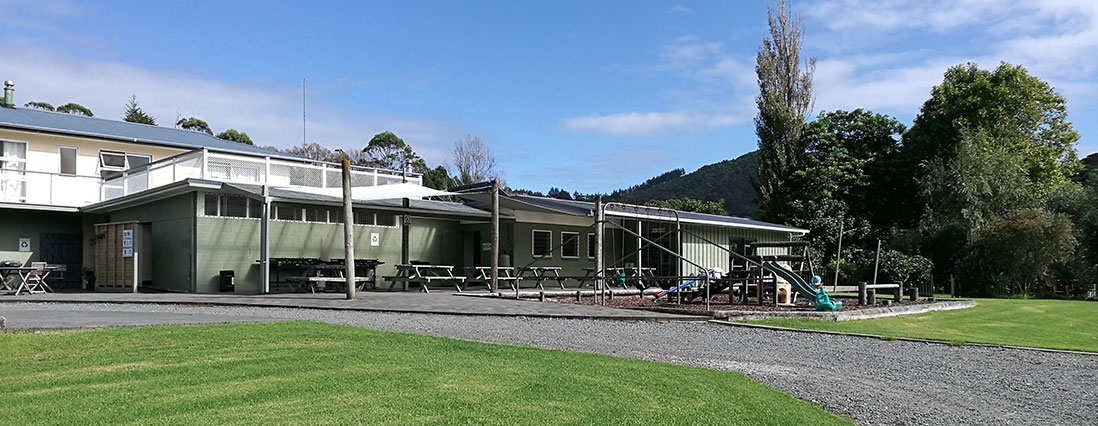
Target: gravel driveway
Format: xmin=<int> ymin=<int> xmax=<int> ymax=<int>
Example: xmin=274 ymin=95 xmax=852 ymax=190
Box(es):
xmin=2 ymin=302 xmax=1094 ymax=426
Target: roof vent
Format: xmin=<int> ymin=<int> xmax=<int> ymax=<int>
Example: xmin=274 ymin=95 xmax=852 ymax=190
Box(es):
xmin=2 ymin=81 xmax=13 ymax=108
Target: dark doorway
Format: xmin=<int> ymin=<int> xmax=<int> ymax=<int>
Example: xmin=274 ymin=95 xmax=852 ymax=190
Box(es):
xmin=472 ymin=231 xmax=483 ymax=266
xmin=40 ymin=233 xmax=82 ymax=289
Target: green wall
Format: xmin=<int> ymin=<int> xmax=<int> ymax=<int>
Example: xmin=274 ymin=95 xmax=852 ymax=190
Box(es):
xmin=196 ymin=213 xmax=463 ymax=293
xmin=0 ymin=207 xmax=82 ymax=263
xmin=512 ymin=222 xmax=597 ymax=277
xmin=107 ymin=194 xmax=196 ymax=292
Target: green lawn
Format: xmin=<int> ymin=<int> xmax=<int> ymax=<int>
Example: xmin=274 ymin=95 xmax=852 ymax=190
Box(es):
xmin=748 ymin=298 xmax=1098 ymax=352
xmin=0 ymin=321 xmax=850 ymax=426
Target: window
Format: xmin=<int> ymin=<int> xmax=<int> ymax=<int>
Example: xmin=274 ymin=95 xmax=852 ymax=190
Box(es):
xmin=208 ymin=161 xmax=261 ymax=182
xmin=587 ymin=233 xmax=596 ymax=259
xmin=532 ymin=230 xmax=552 ymax=258
xmin=59 ymin=146 xmax=77 ymax=175
xmin=561 ymin=232 xmax=579 ymax=258
xmin=201 ymin=193 xmax=263 ymax=219
xmin=98 ymin=150 xmax=151 ymax=180
xmin=0 ymin=141 xmax=27 ymax=201
xmin=275 ymin=205 xmax=301 ymax=221
xmin=306 ymin=207 xmax=343 ymax=223
xmin=203 ymin=193 xmax=219 ymax=216
xmin=221 ymin=196 xmax=248 ymax=218
xmin=377 ymin=213 xmax=397 ymax=227
xmin=353 ymin=210 xmax=397 ymax=227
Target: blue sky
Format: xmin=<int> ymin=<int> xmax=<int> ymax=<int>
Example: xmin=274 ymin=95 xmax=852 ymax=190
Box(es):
xmin=3 ymin=0 xmax=1096 ymax=193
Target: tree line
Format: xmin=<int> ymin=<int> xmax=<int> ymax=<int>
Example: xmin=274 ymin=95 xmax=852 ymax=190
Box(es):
xmin=755 ymin=0 xmax=1091 ymax=298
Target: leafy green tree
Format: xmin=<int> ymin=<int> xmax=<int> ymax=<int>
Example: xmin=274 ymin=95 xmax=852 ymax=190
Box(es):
xmin=362 ymin=131 xmax=427 ymax=173
xmin=961 ymin=208 xmax=1076 ymax=296
xmin=785 ymin=109 xmax=905 ymax=254
xmin=422 ymin=165 xmax=459 ymax=191
xmin=896 ymin=62 xmax=1081 ymax=227
xmin=216 ymin=129 xmax=253 ymax=145
xmin=24 ymin=101 xmax=55 ymax=111
xmin=547 ymin=187 xmax=573 ymax=200
xmin=122 ymin=95 xmax=156 ymax=125
xmin=285 ymin=142 xmax=334 ymax=161
xmin=56 ymin=102 xmax=93 ymax=117
xmin=754 ymin=0 xmax=815 ymax=222
xmin=176 ymin=117 xmax=213 ymax=135
xmin=646 ymin=198 xmax=727 ymax=215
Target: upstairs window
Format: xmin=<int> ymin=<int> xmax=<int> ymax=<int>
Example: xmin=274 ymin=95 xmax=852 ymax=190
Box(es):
xmin=99 ymin=150 xmax=151 ymax=180
xmin=59 ymin=146 xmax=77 ymax=175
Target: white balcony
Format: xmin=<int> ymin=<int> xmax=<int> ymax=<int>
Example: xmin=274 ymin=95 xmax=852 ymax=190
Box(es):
xmin=0 ymin=169 xmax=102 ymax=207
xmin=100 ymin=149 xmax=422 ymax=202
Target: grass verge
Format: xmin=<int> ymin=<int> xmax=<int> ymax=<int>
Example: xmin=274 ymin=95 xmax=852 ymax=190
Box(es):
xmin=0 ymin=321 xmax=851 ymax=426
xmin=747 ymin=298 xmax=1098 ymax=352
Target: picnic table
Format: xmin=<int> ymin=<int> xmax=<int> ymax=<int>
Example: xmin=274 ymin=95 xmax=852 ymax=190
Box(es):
xmin=0 ymin=263 xmax=57 ymax=295
xmin=285 ymin=260 xmax=384 ymax=293
xmin=576 ymin=267 xmax=657 ymax=289
xmin=383 ymin=264 xmax=466 ymax=293
xmin=468 ymin=266 xmax=523 ymax=291
xmin=518 ymin=266 xmax=566 ymax=290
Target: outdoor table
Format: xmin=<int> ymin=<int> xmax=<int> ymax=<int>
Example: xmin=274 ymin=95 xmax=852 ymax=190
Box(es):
xmin=470 ymin=266 xmax=522 ymax=291
xmin=0 ymin=265 xmax=56 ymax=295
xmin=518 ymin=266 xmax=566 ymax=290
xmin=383 ymin=264 xmax=466 ymax=293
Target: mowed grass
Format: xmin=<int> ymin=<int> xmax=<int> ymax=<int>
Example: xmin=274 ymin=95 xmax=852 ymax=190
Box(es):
xmin=748 ymin=298 xmax=1098 ymax=352
xmin=0 ymin=321 xmax=851 ymax=426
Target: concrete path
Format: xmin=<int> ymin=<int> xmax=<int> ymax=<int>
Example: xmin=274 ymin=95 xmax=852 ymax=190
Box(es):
xmin=0 ymin=291 xmax=700 ymax=327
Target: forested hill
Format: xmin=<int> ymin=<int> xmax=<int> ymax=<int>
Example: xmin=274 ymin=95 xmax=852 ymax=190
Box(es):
xmin=614 ymin=151 xmax=760 ymax=218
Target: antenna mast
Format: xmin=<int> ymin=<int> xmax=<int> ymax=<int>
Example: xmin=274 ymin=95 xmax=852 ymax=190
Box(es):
xmin=302 ymin=78 xmax=306 ymax=145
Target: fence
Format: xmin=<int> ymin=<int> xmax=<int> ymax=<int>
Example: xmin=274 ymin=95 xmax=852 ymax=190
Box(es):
xmin=0 ymin=168 xmax=102 ymax=207
xmin=101 ymin=149 xmax=422 ymax=202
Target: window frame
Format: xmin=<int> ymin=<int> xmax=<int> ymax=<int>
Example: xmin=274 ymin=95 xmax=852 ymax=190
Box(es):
xmin=587 ymin=233 xmax=596 ymax=259
xmin=561 ymin=231 xmax=579 ymax=259
xmin=532 ymin=229 xmax=552 ymax=258
xmin=59 ymin=146 xmax=78 ymax=175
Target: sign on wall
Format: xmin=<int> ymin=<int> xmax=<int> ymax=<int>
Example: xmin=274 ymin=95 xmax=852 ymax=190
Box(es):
xmin=370 ymin=233 xmax=380 ymax=247
xmin=18 ymin=238 xmax=30 ymax=252
xmin=121 ymin=229 xmax=134 ymax=258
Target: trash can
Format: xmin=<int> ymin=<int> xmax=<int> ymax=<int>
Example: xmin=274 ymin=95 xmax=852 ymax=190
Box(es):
xmin=219 ymin=270 xmax=235 ymax=292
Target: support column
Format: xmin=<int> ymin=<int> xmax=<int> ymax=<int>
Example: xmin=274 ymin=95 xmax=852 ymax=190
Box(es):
xmin=491 ymin=179 xmax=500 ymax=294
xmin=595 ymin=197 xmax=604 ymax=304
xmin=260 ymin=185 xmax=271 ymax=294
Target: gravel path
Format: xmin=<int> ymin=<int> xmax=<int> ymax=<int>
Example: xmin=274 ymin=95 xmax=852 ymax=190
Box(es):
xmin=3 ymin=302 xmax=1095 ymax=426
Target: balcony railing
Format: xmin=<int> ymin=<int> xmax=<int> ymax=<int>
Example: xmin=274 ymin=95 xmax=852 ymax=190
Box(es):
xmin=0 ymin=169 xmax=102 ymax=207
xmin=100 ymin=149 xmax=423 ymax=202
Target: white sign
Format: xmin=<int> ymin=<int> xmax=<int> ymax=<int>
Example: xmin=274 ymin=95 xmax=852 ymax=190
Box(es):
xmin=122 ymin=247 xmax=133 ymax=258
xmin=481 ymin=243 xmax=492 ymax=251
xmin=122 ymin=238 xmax=133 ymax=248
xmin=18 ymin=238 xmax=30 ymax=252
xmin=121 ymin=229 xmax=133 ymax=238
xmin=370 ymin=233 xmax=380 ymax=247
xmin=403 ymin=215 xmax=412 ymax=226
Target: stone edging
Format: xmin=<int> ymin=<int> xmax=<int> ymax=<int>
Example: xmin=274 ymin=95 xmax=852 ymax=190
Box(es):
xmin=621 ymin=300 xmax=977 ymax=320
xmin=709 ymin=319 xmax=1098 ymax=357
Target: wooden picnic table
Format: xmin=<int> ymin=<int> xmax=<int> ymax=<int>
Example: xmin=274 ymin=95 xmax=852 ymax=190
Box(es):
xmin=285 ymin=262 xmax=381 ymax=293
xmin=468 ymin=266 xmax=523 ymax=291
xmin=383 ymin=264 xmax=466 ymax=293
xmin=0 ymin=264 xmax=58 ymax=295
xmin=518 ymin=266 xmax=566 ymax=290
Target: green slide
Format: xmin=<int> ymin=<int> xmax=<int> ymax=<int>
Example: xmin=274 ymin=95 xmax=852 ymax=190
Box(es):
xmin=761 ymin=261 xmax=843 ymax=311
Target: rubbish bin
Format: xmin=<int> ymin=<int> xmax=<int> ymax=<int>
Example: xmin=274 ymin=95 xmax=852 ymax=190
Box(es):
xmin=219 ymin=270 xmax=235 ymax=292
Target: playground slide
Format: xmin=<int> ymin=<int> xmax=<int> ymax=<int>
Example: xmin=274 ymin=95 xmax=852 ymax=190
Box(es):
xmin=761 ymin=261 xmax=817 ymax=303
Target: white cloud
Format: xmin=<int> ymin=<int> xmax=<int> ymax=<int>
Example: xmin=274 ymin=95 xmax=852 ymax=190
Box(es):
xmin=1 ymin=41 xmax=464 ymax=166
xmin=561 ymin=111 xmax=743 ymax=137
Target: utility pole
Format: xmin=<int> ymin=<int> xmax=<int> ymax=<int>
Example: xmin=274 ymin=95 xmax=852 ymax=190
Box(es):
xmin=401 ymin=159 xmax=410 ymax=266
xmin=342 ymin=159 xmax=356 ymax=300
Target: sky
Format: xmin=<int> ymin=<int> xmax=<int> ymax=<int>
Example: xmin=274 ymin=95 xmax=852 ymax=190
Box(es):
xmin=2 ymin=0 xmax=1096 ymax=194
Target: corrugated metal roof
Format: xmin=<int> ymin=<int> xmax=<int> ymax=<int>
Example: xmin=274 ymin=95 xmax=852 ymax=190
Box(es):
xmin=510 ymin=194 xmax=807 ymax=234
xmin=0 ymin=106 xmax=296 ymax=159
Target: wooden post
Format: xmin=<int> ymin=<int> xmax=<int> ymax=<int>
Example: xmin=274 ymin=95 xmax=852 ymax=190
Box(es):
xmin=490 ymin=179 xmax=500 ymax=294
xmin=342 ymin=159 xmax=356 ymax=300
xmin=894 ymin=282 xmax=903 ymax=303
xmin=866 ymin=288 xmax=876 ymax=305
xmin=910 ymin=286 xmax=919 ymax=301
xmin=595 ymin=197 xmax=604 ymax=304
xmin=858 ymin=281 xmax=868 ymax=305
